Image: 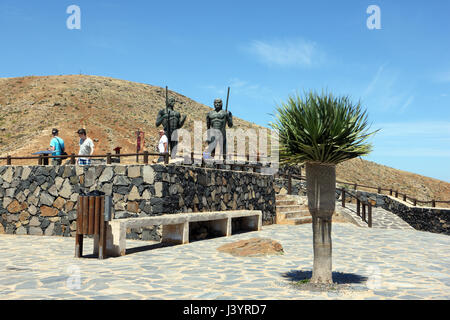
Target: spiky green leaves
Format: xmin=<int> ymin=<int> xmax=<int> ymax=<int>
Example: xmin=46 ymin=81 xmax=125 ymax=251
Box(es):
xmin=270 ymin=91 xmax=379 ymax=165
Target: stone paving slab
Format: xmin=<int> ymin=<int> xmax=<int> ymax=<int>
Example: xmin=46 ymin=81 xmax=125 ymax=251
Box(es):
xmin=0 ymin=223 xmax=449 ymax=300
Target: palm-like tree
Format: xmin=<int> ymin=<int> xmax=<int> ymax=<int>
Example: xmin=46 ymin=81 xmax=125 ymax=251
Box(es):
xmin=270 ymin=91 xmax=379 ymax=284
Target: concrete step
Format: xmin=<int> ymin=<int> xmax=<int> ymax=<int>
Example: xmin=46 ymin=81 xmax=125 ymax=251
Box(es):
xmin=275 ymin=200 xmax=297 ymax=206
xmin=277 ymin=216 xmax=312 ymax=225
xmin=276 ymin=205 xmax=308 ymax=213
xmin=275 ymin=194 xmax=301 ymax=201
xmin=284 ymin=211 xmax=311 ymax=219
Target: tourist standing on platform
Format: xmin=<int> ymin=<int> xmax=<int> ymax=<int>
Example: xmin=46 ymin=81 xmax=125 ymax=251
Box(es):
xmin=157 ymin=129 xmax=168 ymax=163
xmin=48 ymin=128 xmax=65 ymax=165
xmin=77 ymin=128 xmax=94 ymax=165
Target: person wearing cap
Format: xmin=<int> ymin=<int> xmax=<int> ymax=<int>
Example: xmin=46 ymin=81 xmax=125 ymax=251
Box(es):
xmin=77 ymin=128 xmax=94 ymax=165
xmin=48 ymin=128 xmax=65 ymax=165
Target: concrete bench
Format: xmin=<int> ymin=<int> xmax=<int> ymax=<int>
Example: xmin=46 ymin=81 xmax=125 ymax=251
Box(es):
xmin=102 ymin=210 xmax=262 ymax=257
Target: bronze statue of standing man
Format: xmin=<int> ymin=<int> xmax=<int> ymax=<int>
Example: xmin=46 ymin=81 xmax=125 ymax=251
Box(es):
xmin=156 ymin=97 xmax=186 ymax=153
xmin=206 ymin=98 xmax=233 ymax=158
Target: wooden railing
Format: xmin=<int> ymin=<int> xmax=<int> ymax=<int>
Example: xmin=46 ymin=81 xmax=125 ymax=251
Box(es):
xmin=277 ymin=173 xmax=450 ymax=209
xmin=0 ymin=151 xmax=277 ymax=172
xmin=339 ymin=188 xmax=373 ymax=227
xmin=0 ymin=152 xmax=170 ymax=165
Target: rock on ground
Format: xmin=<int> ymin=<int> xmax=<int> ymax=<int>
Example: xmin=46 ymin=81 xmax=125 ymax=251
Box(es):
xmin=217 ymin=237 xmax=284 ymax=257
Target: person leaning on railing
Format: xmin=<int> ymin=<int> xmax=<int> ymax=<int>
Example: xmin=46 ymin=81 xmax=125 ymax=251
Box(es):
xmin=77 ymin=128 xmax=94 ymax=165
xmin=48 ymin=128 xmax=65 ymax=166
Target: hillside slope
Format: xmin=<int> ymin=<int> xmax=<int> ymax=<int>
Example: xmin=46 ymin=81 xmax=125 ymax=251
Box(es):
xmin=0 ymin=75 xmax=449 ymax=204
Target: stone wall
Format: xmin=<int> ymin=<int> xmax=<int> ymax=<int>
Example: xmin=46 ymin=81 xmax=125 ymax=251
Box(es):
xmin=0 ymin=164 xmax=276 ymax=240
xmin=274 ymin=178 xmax=306 ymax=196
xmin=336 ymin=189 xmax=450 ymax=235
xmin=381 ymin=195 xmax=450 ymax=235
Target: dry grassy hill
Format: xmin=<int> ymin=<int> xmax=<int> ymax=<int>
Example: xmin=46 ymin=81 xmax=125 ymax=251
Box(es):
xmin=0 ymin=75 xmax=449 ymax=205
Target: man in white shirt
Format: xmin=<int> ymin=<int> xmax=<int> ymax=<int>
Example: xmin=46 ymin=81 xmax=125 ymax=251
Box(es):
xmin=77 ymin=128 xmax=94 ymax=165
xmin=157 ymin=129 xmax=168 ymax=163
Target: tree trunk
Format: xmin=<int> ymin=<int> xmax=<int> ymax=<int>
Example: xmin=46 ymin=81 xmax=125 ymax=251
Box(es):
xmin=306 ymin=162 xmax=336 ymax=284
xmin=311 ymin=216 xmax=332 ymax=283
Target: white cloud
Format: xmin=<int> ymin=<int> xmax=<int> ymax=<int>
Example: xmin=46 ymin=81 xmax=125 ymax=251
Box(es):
xmin=362 ymin=64 xmax=415 ymax=113
xmin=372 ymin=121 xmax=450 ymax=159
xmin=243 ymin=38 xmax=325 ymax=68
xmin=200 ymin=78 xmax=273 ymax=101
xmin=376 ymin=121 xmax=450 ymax=137
xmin=435 ymin=71 xmax=450 ymax=83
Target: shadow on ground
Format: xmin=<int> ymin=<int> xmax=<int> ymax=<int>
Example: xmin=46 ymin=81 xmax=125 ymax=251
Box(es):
xmin=282 ymin=270 xmax=368 ymax=284
xmin=125 ymin=242 xmax=177 ymax=255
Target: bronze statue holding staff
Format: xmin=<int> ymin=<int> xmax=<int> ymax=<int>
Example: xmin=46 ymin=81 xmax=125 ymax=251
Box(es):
xmin=155 ymin=89 xmax=186 ymax=154
xmin=206 ymin=87 xmax=233 ymax=158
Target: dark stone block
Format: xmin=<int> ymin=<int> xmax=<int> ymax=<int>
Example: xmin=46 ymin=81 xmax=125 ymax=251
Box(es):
xmin=132 ymin=177 xmax=144 ymax=187
xmin=40 ymin=219 xmax=50 ymax=229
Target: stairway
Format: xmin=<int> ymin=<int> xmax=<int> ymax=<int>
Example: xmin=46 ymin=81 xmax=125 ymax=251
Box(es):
xmin=275 ymin=194 xmax=312 ymax=225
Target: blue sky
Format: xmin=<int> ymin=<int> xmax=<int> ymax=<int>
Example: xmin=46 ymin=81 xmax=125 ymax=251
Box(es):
xmin=1 ymin=0 xmax=449 ymax=182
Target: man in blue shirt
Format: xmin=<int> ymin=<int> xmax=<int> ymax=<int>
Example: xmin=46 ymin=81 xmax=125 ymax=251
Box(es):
xmin=48 ymin=128 xmax=65 ymax=165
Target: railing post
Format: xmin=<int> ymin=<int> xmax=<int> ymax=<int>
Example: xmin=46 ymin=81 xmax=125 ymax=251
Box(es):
xmin=288 ymin=172 xmax=292 ymax=195
xmin=390 ymin=189 xmax=392 ymax=196
xmin=357 ymin=199 xmax=360 ymax=216
xmin=354 ymin=183 xmax=357 ymax=190
xmin=70 ymin=153 xmax=76 ymax=165
xmin=432 ymin=200 xmax=436 ymax=208
xmin=378 ymin=187 xmax=381 ymax=194
xmin=403 ymin=194 xmax=407 ymax=202
xmin=395 ymin=190 xmax=398 ymax=198
xmin=6 ymin=155 xmax=11 ymax=165
xmin=362 ymin=202 xmax=366 ymax=222
xmin=368 ymin=203 xmax=372 ymax=228
xmin=106 ymin=153 xmax=112 ymax=165
xmin=144 ymin=151 xmax=149 ymax=164
xmin=164 ymin=153 xmax=169 ymax=164
xmin=342 ymin=189 xmax=346 ymax=208
xmin=38 ymin=154 xmax=43 ymax=165
xmin=413 ymin=199 xmax=417 ymax=206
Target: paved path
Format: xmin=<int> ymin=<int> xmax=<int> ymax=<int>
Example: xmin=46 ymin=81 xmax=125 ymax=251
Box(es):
xmin=336 ymin=203 xmax=415 ymax=230
xmin=0 ymin=222 xmax=448 ymax=300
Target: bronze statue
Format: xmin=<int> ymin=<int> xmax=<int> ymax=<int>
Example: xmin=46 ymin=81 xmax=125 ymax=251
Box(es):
xmin=206 ymin=98 xmax=233 ymax=157
xmin=155 ymin=97 xmax=186 ymax=152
